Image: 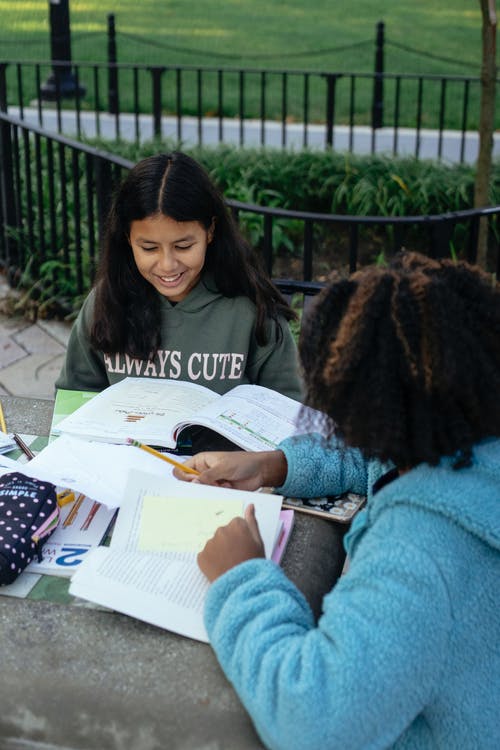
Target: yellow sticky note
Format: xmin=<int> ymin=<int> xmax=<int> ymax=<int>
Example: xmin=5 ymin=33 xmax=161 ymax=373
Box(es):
xmin=138 ymin=494 xmax=243 ymax=553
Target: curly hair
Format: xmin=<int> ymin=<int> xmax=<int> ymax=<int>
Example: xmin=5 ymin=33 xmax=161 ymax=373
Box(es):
xmin=299 ymin=251 xmax=500 ymax=469
xmin=90 ymin=152 xmax=295 ymax=359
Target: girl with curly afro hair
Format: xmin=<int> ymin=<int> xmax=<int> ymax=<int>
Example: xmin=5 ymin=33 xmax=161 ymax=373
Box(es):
xmin=176 ymin=251 xmax=500 ymax=750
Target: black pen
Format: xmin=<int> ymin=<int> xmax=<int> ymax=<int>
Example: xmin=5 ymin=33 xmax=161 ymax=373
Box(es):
xmin=13 ymin=433 xmax=35 ymax=461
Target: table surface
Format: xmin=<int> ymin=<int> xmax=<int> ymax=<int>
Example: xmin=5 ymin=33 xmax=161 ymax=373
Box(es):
xmin=0 ymin=396 xmax=347 ymax=750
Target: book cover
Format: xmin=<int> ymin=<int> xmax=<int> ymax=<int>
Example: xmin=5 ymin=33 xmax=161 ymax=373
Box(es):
xmin=282 ymin=493 xmax=366 ymax=523
xmin=50 ymin=388 xmax=98 ymax=439
xmin=26 ymin=494 xmax=117 ymax=578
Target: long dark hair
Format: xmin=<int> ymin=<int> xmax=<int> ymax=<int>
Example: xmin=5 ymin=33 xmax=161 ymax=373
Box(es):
xmin=299 ymin=251 xmax=500 ymax=469
xmin=91 ymin=152 xmax=295 ymax=358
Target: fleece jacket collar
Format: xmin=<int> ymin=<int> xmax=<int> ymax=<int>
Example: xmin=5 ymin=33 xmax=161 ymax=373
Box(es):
xmin=370 ymin=437 xmax=500 ymax=552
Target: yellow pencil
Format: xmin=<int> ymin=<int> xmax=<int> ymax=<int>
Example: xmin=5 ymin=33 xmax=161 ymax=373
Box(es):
xmin=0 ymin=401 xmax=6 ymax=434
xmin=126 ymin=438 xmax=200 ymax=476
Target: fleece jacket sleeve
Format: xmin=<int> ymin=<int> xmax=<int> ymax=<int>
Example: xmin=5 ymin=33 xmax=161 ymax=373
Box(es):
xmin=204 ymin=506 xmax=452 ymax=750
xmin=276 ymin=433 xmax=369 ymax=499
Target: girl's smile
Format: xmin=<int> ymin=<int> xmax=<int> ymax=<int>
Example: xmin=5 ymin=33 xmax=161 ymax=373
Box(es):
xmin=129 ymin=214 xmax=213 ymax=302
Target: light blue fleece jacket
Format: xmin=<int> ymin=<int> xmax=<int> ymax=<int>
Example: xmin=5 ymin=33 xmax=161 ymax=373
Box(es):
xmin=204 ymin=433 xmax=500 ymax=750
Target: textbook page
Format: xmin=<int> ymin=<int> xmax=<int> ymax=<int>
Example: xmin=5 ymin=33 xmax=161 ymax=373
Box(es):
xmin=173 ymin=383 xmax=306 ymax=451
xmin=54 ymin=377 xmax=219 ymax=448
xmin=70 ymin=470 xmax=283 ymax=642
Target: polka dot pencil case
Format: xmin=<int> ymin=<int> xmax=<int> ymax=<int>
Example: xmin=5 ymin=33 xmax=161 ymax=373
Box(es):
xmin=0 ymin=472 xmax=59 ymax=585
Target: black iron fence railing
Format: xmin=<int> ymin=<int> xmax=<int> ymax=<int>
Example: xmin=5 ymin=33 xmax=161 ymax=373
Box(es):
xmin=1 ymin=112 xmax=499 ymax=318
xmin=1 ymin=60 xmax=496 ymax=162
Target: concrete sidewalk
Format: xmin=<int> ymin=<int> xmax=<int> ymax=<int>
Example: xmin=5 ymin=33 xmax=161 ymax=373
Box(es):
xmin=0 ymin=277 xmax=71 ymax=401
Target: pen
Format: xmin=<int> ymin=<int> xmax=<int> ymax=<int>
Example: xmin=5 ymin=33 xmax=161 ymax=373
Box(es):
xmin=80 ymin=500 xmax=101 ymax=530
xmin=13 ymin=433 xmax=35 ymax=461
xmin=126 ymin=438 xmax=200 ymax=476
xmin=0 ymin=401 xmax=6 ymax=434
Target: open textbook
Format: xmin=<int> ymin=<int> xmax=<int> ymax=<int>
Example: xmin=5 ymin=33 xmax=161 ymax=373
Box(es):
xmin=69 ymin=470 xmax=283 ymax=642
xmin=54 ymin=377 xmax=312 ymax=451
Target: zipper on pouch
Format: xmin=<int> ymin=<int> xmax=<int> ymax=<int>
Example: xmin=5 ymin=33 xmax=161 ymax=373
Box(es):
xmin=31 ymin=508 xmax=60 ymax=561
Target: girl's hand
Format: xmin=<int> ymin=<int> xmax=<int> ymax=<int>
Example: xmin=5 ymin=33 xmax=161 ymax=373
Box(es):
xmin=173 ymin=450 xmax=288 ymax=491
xmin=197 ymin=504 xmax=265 ymax=582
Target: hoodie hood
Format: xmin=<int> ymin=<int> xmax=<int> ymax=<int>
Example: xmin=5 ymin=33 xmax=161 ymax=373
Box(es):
xmin=158 ymin=272 xmax=225 ymax=315
xmin=371 ymin=437 xmax=500 ymax=552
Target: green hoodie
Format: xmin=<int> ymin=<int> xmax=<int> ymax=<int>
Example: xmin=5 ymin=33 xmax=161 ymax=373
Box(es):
xmin=56 ymin=275 xmax=303 ymax=401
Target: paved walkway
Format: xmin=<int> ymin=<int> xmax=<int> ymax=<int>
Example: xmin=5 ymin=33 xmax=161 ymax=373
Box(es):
xmin=9 ymin=106 xmax=500 ymax=165
xmin=0 ymin=276 xmax=71 ymax=401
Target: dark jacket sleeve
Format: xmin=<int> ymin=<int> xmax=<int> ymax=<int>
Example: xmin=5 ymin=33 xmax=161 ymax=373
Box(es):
xmin=247 ymin=316 xmax=303 ymax=402
xmin=55 ymin=291 xmax=109 ymax=392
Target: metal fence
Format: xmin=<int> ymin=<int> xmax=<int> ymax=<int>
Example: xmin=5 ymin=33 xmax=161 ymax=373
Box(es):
xmin=1 ymin=112 xmax=499 ymax=319
xmin=0 ymin=59 xmax=494 ymax=162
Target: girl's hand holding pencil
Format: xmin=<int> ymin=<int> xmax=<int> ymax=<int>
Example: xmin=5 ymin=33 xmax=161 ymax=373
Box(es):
xmin=126 ymin=438 xmax=200 ymax=476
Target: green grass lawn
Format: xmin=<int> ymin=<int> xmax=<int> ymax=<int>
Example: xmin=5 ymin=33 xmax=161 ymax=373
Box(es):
xmin=1 ymin=1 xmax=485 ymax=74
xmin=0 ymin=1 xmax=494 ymax=128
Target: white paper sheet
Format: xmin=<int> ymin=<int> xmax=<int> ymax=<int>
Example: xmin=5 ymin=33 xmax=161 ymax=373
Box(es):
xmin=0 ymin=453 xmax=27 ymax=475
xmin=18 ymin=435 xmax=186 ymax=508
xmin=0 ymin=433 xmax=16 ymax=454
xmin=0 ymin=572 xmax=41 ymax=598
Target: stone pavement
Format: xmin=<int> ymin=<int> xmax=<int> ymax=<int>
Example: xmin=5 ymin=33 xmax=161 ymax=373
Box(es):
xmin=0 ymin=276 xmax=71 ymax=401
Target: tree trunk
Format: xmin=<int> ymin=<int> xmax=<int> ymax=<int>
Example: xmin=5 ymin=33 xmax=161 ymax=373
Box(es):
xmin=474 ymin=0 xmax=497 ymax=269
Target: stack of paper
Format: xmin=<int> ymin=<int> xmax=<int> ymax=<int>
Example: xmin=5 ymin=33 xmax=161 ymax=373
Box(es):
xmin=17 ymin=434 xmax=179 ymax=509
xmin=0 ymin=387 xmax=295 ymax=627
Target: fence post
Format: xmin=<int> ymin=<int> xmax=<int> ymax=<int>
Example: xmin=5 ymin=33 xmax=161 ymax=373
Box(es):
xmin=371 ymin=20 xmax=384 ymax=129
xmin=94 ymin=156 xmax=113 ymax=244
xmin=0 ymin=117 xmax=19 ymax=275
xmin=324 ymin=74 xmax=342 ymax=148
xmin=107 ymin=14 xmax=119 ymax=115
xmin=0 ymin=64 xmax=7 ymax=113
xmin=150 ymin=67 xmax=166 ymax=139
xmin=41 ymin=0 xmax=86 ymax=101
